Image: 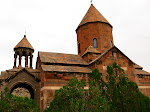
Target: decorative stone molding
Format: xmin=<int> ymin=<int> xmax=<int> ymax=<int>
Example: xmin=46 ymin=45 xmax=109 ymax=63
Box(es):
xmin=11 ymin=87 xmax=31 ymax=98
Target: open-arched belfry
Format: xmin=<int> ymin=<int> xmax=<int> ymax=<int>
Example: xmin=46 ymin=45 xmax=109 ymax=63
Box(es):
xmin=0 ymin=3 xmax=150 ymax=111
xmin=13 ymin=35 xmax=34 ymax=68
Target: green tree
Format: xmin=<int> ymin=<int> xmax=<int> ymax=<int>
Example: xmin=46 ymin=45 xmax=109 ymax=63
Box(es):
xmin=106 ymin=62 xmax=150 ymax=112
xmin=44 ymin=78 xmax=86 ymax=112
xmin=0 ymin=87 xmax=40 ymax=112
xmin=86 ymin=69 xmax=109 ymax=112
xmin=45 ymin=62 xmax=150 ymax=112
xmin=44 ymin=77 xmax=109 ymax=112
xmin=45 ymin=70 xmax=109 ymax=112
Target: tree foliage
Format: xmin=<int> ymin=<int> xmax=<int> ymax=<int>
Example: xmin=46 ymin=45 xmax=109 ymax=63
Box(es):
xmin=106 ymin=62 xmax=150 ymax=112
xmin=45 ymin=62 xmax=150 ymax=112
xmin=46 ymin=78 xmax=86 ymax=112
xmin=44 ymin=77 xmax=109 ymax=112
xmin=0 ymin=87 xmax=40 ymax=112
xmin=87 ymin=69 xmax=109 ymax=112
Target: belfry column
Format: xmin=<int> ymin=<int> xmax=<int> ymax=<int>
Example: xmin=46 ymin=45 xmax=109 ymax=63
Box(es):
xmin=13 ymin=52 xmax=17 ymax=68
xmin=18 ymin=52 xmax=22 ymax=68
xmin=30 ymin=55 xmax=33 ymax=69
xmin=25 ymin=55 xmax=28 ymax=67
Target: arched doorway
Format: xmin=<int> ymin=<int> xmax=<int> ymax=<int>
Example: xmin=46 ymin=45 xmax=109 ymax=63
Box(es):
xmin=10 ymin=83 xmax=34 ymax=99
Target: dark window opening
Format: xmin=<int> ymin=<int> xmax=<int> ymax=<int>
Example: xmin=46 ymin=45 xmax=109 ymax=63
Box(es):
xmin=89 ymin=60 xmax=92 ymax=62
xmin=111 ymin=41 xmax=113 ymax=47
xmin=138 ymin=74 xmax=143 ymax=78
xmin=54 ymin=74 xmax=57 ymax=77
xmin=93 ymin=38 xmax=97 ymax=48
xmin=112 ymin=51 xmax=118 ymax=59
xmin=78 ymin=43 xmax=81 ymax=53
xmin=129 ymin=62 xmax=132 ymax=66
xmin=96 ymin=60 xmax=102 ymax=65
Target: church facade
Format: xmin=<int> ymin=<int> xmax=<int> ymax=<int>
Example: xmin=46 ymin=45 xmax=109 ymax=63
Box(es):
xmin=0 ymin=4 xmax=150 ymax=111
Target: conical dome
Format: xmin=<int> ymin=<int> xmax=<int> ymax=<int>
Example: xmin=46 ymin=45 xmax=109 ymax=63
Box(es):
xmin=76 ymin=4 xmax=113 ymax=56
xmin=76 ymin=4 xmax=112 ymax=30
xmin=14 ymin=35 xmax=34 ymax=51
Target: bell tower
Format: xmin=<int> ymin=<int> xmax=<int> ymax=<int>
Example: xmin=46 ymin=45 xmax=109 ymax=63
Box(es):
xmin=76 ymin=4 xmax=114 ymax=56
xmin=13 ymin=35 xmax=34 ymax=68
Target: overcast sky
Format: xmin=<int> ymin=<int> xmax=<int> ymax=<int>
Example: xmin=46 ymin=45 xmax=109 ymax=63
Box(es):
xmin=0 ymin=0 xmax=150 ymax=73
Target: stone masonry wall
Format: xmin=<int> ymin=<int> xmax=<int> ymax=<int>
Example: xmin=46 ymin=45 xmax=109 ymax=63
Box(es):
xmin=77 ymin=22 xmax=113 ymax=56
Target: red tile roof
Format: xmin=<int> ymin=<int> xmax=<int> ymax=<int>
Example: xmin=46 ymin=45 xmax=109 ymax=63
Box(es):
xmin=77 ymin=4 xmax=112 ymax=30
xmin=41 ymin=65 xmax=92 ymax=73
xmin=135 ymin=64 xmax=143 ymax=69
xmin=14 ymin=35 xmax=34 ymax=50
xmin=135 ymin=69 xmax=150 ymax=75
xmin=39 ymin=52 xmax=89 ymax=65
xmin=82 ymin=46 xmax=101 ymax=57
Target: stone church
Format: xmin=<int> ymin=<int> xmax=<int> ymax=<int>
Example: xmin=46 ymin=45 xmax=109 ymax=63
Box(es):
xmin=0 ymin=4 xmax=150 ymax=111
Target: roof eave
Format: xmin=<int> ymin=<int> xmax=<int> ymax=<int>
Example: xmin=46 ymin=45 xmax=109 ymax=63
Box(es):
xmin=14 ymin=47 xmax=34 ymax=52
xmin=76 ymin=21 xmax=113 ymax=33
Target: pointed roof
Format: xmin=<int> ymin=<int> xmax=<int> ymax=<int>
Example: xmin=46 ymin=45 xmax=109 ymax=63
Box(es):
xmin=14 ymin=35 xmax=34 ymax=51
xmin=76 ymin=4 xmax=112 ymax=30
xmin=82 ymin=46 xmax=101 ymax=57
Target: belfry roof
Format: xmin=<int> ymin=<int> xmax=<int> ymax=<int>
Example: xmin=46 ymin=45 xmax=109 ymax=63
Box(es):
xmin=14 ymin=35 xmax=34 ymax=50
xmin=77 ymin=4 xmax=112 ymax=30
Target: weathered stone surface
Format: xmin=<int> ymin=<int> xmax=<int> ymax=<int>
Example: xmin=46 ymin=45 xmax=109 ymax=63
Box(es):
xmin=0 ymin=3 xmax=150 ymax=112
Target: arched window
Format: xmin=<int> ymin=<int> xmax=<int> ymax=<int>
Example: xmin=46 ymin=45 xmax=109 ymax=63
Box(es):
xmin=93 ymin=38 xmax=97 ymax=48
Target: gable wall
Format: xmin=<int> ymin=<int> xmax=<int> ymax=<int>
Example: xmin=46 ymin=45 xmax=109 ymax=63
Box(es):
xmin=89 ymin=49 xmax=135 ymax=82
